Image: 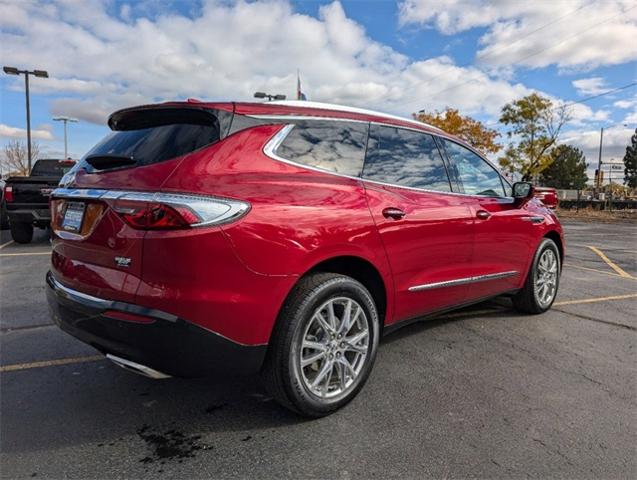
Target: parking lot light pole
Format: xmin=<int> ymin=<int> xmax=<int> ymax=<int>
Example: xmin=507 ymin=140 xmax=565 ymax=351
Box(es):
xmin=3 ymin=66 xmax=49 ymax=173
xmin=53 ymin=116 xmax=78 ymax=159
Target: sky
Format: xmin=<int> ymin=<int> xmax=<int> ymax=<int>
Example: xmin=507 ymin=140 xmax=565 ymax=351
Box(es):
xmin=1 ymin=0 xmax=636 ymax=182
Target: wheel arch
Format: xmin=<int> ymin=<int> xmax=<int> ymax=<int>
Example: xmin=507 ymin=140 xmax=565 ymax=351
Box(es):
xmin=304 ymin=255 xmax=389 ymax=328
xmin=543 ymin=230 xmax=564 ymax=265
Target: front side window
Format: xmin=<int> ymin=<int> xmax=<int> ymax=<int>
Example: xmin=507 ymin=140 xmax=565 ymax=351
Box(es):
xmin=362 ymin=125 xmax=451 ymax=192
xmin=442 ymin=139 xmax=505 ymax=197
xmin=275 ymin=121 xmax=368 ymax=176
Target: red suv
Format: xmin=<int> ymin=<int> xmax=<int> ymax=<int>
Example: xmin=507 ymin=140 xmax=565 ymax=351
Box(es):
xmin=47 ymin=100 xmax=564 ymax=416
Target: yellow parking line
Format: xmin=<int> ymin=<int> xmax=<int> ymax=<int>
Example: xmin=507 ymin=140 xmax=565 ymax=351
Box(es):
xmin=565 ymin=263 xmax=635 ymax=279
xmin=555 ymin=293 xmax=637 ymax=306
xmin=0 ymin=252 xmax=51 ymax=257
xmin=0 ymin=355 xmax=104 ymax=372
xmin=2 ymin=294 xmax=635 ymax=374
xmin=0 ymin=240 xmax=14 ymax=249
xmin=587 ymin=246 xmax=634 ymax=279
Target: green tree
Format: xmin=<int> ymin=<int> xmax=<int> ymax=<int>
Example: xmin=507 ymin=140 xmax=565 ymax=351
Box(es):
xmin=539 ymin=144 xmax=588 ymax=189
xmin=623 ymin=128 xmax=637 ymax=188
xmin=414 ymin=108 xmax=501 ymax=155
xmin=498 ymin=93 xmax=570 ymax=181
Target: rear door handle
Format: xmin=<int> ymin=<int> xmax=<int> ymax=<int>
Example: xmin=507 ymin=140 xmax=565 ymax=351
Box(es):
xmin=476 ymin=210 xmax=491 ymax=220
xmin=382 ymin=207 xmax=406 ymax=220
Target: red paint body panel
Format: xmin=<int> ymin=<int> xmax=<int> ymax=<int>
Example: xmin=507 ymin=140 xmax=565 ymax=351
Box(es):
xmin=363 ymin=183 xmax=474 ymax=321
xmin=49 ymin=101 xmax=565 ymax=352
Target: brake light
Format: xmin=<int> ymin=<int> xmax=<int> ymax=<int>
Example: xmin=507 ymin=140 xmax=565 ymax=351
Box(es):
xmin=111 ymin=192 xmax=249 ymax=230
xmin=4 ymin=185 xmax=13 ymax=202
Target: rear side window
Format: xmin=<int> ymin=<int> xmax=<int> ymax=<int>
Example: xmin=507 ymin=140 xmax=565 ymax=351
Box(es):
xmin=81 ymin=108 xmax=224 ymax=171
xmin=442 ymin=139 xmax=505 ymax=197
xmin=275 ymin=120 xmax=368 ymax=176
xmin=31 ymin=160 xmax=74 ymax=176
xmin=363 ymin=125 xmax=451 ymax=192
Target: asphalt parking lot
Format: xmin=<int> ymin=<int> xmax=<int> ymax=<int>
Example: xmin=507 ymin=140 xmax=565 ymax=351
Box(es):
xmin=1 ymin=221 xmax=636 ymax=479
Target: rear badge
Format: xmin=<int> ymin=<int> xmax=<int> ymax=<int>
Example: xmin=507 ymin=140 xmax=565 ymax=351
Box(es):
xmin=114 ymin=256 xmax=132 ymax=267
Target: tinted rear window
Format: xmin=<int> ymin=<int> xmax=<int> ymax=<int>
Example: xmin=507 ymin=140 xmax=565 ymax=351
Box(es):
xmin=81 ymin=108 xmax=224 ymax=171
xmin=31 ymin=160 xmax=74 ymax=176
xmin=275 ymin=120 xmax=368 ymax=176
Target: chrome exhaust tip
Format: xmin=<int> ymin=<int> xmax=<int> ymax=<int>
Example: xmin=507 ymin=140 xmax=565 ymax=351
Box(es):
xmin=106 ymin=354 xmax=171 ymax=379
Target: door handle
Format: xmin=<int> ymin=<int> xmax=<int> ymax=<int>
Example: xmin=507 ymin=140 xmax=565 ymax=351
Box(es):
xmin=476 ymin=210 xmax=491 ymax=220
xmin=382 ymin=207 xmax=406 ymax=220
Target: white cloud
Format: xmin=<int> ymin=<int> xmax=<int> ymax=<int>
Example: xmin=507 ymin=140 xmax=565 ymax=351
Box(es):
xmin=614 ymin=99 xmax=633 ymax=109
xmin=0 ymin=124 xmax=55 ymax=140
xmin=0 ymin=0 xmax=544 ymax=126
xmin=572 ymin=77 xmax=608 ymax=96
xmin=562 ymin=127 xmax=633 ymax=170
xmin=399 ymin=0 xmax=637 ymax=69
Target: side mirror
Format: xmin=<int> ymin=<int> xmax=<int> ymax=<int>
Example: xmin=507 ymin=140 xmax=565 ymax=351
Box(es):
xmin=512 ymin=182 xmax=534 ymax=199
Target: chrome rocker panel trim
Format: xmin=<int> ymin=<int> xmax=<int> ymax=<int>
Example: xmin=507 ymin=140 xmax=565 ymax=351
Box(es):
xmin=408 ymin=271 xmax=519 ymax=292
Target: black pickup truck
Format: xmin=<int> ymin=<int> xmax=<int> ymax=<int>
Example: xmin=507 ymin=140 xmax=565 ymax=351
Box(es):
xmin=3 ymin=159 xmax=76 ymax=243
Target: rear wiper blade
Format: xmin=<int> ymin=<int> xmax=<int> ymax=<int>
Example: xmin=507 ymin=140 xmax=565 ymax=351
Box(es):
xmin=85 ymin=154 xmax=137 ymax=170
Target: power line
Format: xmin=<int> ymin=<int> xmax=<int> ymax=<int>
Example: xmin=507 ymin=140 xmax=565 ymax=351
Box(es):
xmin=478 ymin=82 xmax=636 ymax=128
xmin=412 ymin=1 xmax=594 ymax=96
xmin=560 ymin=82 xmax=637 ymax=109
xmin=415 ymin=5 xmax=636 ymax=105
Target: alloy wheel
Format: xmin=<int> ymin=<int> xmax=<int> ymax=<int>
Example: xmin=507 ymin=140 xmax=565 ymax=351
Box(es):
xmin=535 ymin=248 xmax=558 ymax=308
xmin=298 ymin=297 xmax=370 ymax=400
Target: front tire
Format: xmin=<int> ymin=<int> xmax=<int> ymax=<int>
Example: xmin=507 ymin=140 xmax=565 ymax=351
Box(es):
xmin=262 ymin=273 xmax=380 ymax=417
xmin=10 ymin=222 xmax=33 ymax=244
xmin=513 ymin=238 xmax=560 ymax=314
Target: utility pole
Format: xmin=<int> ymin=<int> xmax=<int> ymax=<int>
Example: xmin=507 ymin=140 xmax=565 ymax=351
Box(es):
xmin=53 ymin=116 xmax=78 ymax=159
xmin=596 ymin=127 xmax=604 ymax=191
xmin=2 ymin=67 xmax=49 ymax=173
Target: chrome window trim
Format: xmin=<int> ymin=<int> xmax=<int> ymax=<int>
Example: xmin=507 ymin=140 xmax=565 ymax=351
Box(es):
xmin=408 ymin=271 xmax=519 ymax=292
xmin=262 ymin=123 xmax=490 ymax=198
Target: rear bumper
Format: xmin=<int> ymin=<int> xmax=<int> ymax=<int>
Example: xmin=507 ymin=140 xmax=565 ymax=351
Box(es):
xmin=7 ymin=206 xmax=50 ymax=226
xmin=46 ymin=271 xmax=267 ymax=377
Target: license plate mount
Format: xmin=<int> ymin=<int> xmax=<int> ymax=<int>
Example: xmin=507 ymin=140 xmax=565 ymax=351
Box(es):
xmin=62 ymin=202 xmax=86 ymax=233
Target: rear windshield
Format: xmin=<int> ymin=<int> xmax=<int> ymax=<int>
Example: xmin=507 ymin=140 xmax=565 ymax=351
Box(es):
xmin=31 ymin=160 xmax=75 ymax=176
xmin=81 ymin=107 xmax=226 ymax=171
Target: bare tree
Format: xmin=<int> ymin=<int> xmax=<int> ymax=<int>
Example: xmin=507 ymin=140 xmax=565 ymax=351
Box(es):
xmin=1 ymin=140 xmax=40 ymax=176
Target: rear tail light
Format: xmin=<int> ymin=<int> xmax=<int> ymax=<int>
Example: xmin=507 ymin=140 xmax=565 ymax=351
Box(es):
xmin=4 ymin=185 xmax=13 ymax=202
xmin=111 ymin=192 xmax=250 ymax=230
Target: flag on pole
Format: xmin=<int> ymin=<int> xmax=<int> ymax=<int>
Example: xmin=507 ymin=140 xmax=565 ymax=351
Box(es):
xmin=297 ymin=69 xmax=307 ymax=101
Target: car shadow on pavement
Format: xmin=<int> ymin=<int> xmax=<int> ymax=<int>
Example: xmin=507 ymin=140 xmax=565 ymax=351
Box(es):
xmin=380 ymin=299 xmax=515 ymax=345
xmin=1 ymin=298 xmax=516 ymax=465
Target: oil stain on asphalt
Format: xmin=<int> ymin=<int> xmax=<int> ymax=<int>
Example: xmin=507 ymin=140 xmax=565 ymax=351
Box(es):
xmin=136 ymin=424 xmax=212 ymax=466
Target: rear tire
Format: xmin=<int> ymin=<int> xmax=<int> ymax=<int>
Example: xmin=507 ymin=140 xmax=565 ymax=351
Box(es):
xmin=262 ymin=273 xmax=379 ymax=417
xmin=513 ymin=238 xmax=560 ymax=314
xmin=10 ymin=222 xmax=33 ymax=244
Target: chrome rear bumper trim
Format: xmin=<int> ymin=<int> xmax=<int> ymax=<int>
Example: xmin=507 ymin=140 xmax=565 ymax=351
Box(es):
xmin=47 ymin=272 xmax=178 ymax=322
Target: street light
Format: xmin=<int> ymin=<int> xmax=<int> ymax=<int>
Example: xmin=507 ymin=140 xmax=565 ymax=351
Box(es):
xmin=3 ymin=66 xmax=49 ymax=173
xmin=254 ymin=91 xmax=286 ymax=101
xmin=53 ymin=116 xmax=79 ymax=159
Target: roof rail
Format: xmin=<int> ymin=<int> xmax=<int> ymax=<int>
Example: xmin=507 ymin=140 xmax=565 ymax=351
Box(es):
xmin=269 ymin=100 xmax=442 ymax=131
